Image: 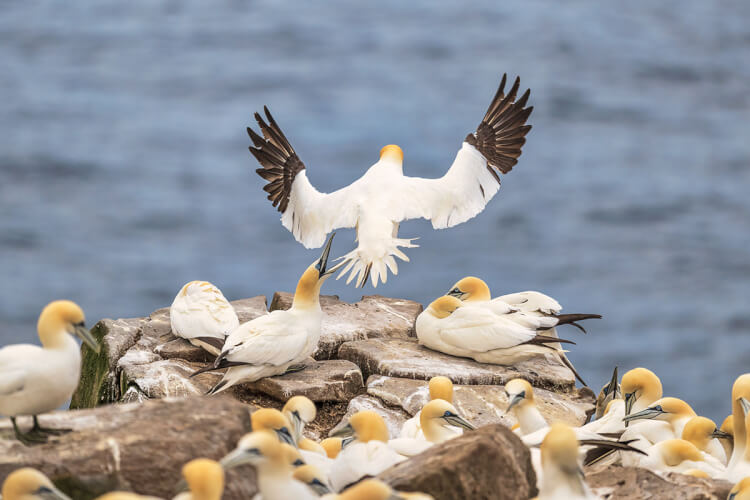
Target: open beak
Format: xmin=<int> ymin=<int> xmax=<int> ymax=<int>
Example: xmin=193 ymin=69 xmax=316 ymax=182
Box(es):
xmin=711 ymin=428 xmax=732 ymax=440
xmin=624 ymin=392 xmax=636 ymax=416
xmin=220 ymin=447 xmax=259 ymax=469
xmin=73 ymin=324 xmax=100 ymax=353
xmin=506 ymin=392 xmax=525 ymax=413
xmin=443 ymin=414 xmax=476 ymax=431
xmin=317 ymin=232 xmax=336 ymax=277
xmin=622 ymin=406 xmax=664 ymax=423
xmin=330 ymin=422 xmax=354 ymax=438
xmin=604 ymin=366 xmax=619 ymax=398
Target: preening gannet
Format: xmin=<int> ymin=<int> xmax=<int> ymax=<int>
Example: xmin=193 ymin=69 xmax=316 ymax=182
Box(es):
xmin=415 ymin=296 xmax=577 ymax=367
xmin=169 ymin=281 xmax=239 ymax=356
xmin=292 ymin=465 xmax=331 ymax=496
xmin=594 ymin=367 xmax=620 ymax=420
xmin=729 ymin=477 xmax=750 ymax=500
xmin=537 ymin=424 xmax=596 ymax=500
xmin=248 ymin=75 xmax=533 ymax=288
xmin=172 ymin=458 xmax=224 ymax=500
xmin=505 ymin=379 xmax=548 ymax=436
xmin=220 ymin=432 xmax=317 ymax=500
xmin=1 ymin=468 xmax=70 ymax=500
xmin=251 ymin=408 xmax=297 ymax=446
xmin=0 ymin=300 xmax=99 ymax=444
xmin=193 ymin=233 xmax=342 ymax=394
xmin=389 ymin=399 xmax=475 ymax=457
xmin=681 ymin=416 xmax=730 ymax=465
xmin=329 ymin=410 xmax=406 ymax=492
xmin=726 ymin=374 xmax=750 ymax=481
xmin=399 ymin=376 xmax=455 ymax=439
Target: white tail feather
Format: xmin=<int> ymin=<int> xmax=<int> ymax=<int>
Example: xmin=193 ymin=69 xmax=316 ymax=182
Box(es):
xmin=336 ymin=237 xmax=418 ymax=288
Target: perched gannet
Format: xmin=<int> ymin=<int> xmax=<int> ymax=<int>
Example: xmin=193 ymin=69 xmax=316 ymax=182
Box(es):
xmin=250 ymin=408 xmax=297 ymax=446
xmin=329 ymin=410 xmax=406 ymax=492
xmin=320 ymin=438 xmax=343 ymax=459
xmin=248 ymin=75 xmax=533 ymax=288
xmin=0 ymin=300 xmax=99 ymax=444
xmin=681 ymin=416 xmax=730 ymax=465
xmin=536 ymin=424 xmax=596 ymax=500
xmin=729 ymin=477 xmax=750 ymax=500
xmin=634 ymin=439 xmax=724 ymax=476
xmin=399 ymin=376 xmax=455 ymax=439
xmin=171 ymin=458 xmax=224 ymax=500
xmin=292 ymin=465 xmax=331 ymax=496
xmin=594 ymin=367 xmax=620 ymax=420
xmin=622 ymin=397 xmax=697 ymax=441
xmin=283 ymin=396 xmax=318 ymax=446
xmin=726 ymin=374 xmax=750 ymax=481
xmin=221 ymin=432 xmax=316 ymax=500
xmin=505 ymin=379 xmax=548 ymax=436
xmin=1 ymin=468 xmax=70 ymax=500
xmin=416 ymin=296 xmax=577 ymax=368
xmin=169 ymin=281 xmax=239 ymax=356
xmin=720 ymin=415 xmax=735 ymax=463
xmin=389 ymin=399 xmax=475 ymax=457
xmin=193 ymin=234 xmax=342 ymax=394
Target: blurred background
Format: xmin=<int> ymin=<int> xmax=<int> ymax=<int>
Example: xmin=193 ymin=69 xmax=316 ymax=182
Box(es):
xmin=1 ymin=1 xmax=748 ymax=422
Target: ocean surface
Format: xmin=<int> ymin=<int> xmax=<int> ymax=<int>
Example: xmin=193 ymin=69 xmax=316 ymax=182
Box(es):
xmin=1 ymin=1 xmax=748 ymax=423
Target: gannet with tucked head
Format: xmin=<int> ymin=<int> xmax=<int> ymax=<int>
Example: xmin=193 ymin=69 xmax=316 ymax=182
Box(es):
xmin=248 ymin=75 xmax=533 ymax=288
xmin=193 ymin=234 xmax=343 ymax=394
xmin=681 ymin=416 xmax=731 ymax=465
xmin=0 ymin=300 xmax=99 ymax=444
xmin=329 ymin=410 xmax=406 ymax=492
xmin=399 ymin=376 xmax=455 ymax=439
xmin=389 ymin=399 xmax=475 ymax=457
xmin=172 ymin=458 xmax=224 ymax=500
xmin=537 ymin=424 xmax=596 ymax=500
xmin=320 ymin=438 xmax=343 ymax=459
xmin=505 ymin=379 xmax=548 ymax=436
xmin=1 ymin=468 xmax=70 ymax=500
xmin=169 ymin=281 xmax=240 ymax=356
xmin=729 ymin=477 xmax=750 ymax=500
xmin=416 ymin=296 xmax=578 ymax=368
xmin=220 ymin=432 xmax=316 ymax=500
xmin=292 ymin=465 xmax=331 ymax=496
xmin=323 ymin=479 xmax=434 ymax=500
xmin=635 ymin=438 xmax=724 ymax=476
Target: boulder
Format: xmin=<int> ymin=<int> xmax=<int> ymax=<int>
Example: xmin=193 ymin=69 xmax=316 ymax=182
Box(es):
xmin=244 ymin=359 xmax=364 ymax=402
xmin=338 ymin=338 xmax=577 ymax=392
xmin=0 ymin=397 xmax=256 ymax=500
xmin=330 ymin=394 xmax=411 ymax=440
xmin=378 ymin=423 xmax=537 ymax=500
xmin=586 ymin=466 xmax=732 ymax=499
xmin=270 ymin=293 xmax=423 ymax=359
xmin=367 ymin=375 xmax=594 ymax=428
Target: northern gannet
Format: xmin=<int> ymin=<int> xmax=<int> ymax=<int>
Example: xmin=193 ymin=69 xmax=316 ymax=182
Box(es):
xmin=594 ymin=367 xmax=619 ymax=420
xmin=399 ymin=376 xmax=455 ymax=439
xmin=292 ymin=465 xmax=331 ymax=496
xmin=729 ymin=477 xmax=750 ymax=500
xmin=415 ymin=296 xmax=577 ymax=367
xmin=282 ymin=396 xmax=333 ymax=476
xmin=323 ymin=479 xmax=434 ymax=500
xmin=681 ymin=416 xmax=731 ymax=465
xmin=320 ymin=438 xmax=343 ymax=459
xmin=169 ymin=281 xmax=239 ymax=356
xmin=172 ymin=458 xmax=224 ymax=500
xmin=193 ymin=233 xmax=342 ymax=394
xmin=505 ymin=378 xmax=548 ymax=436
xmin=0 ymin=300 xmax=99 ymax=444
xmin=633 ymin=438 xmax=724 ymax=476
xmin=622 ymin=397 xmax=697 ymax=442
xmin=220 ymin=432 xmax=317 ymax=500
xmin=248 ymin=75 xmax=533 ymax=288
xmin=251 ymin=408 xmax=297 ymax=446
xmin=720 ymin=415 xmax=735 ymax=464
xmin=1 ymin=468 xmax=71 ymax=500
xmin=726 ymin=374 xmax=750 ymax=481
xmin=329 ymin=410 xmax=406 ymax=492
xmin=389 ymin=399 xmax=475 ymax=457
xmin=536 ymin=424 xmax=597 ymax=500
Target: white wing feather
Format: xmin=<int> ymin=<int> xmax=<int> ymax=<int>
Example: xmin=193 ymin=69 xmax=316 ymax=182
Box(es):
xmin=436 ymin=307 xmax=537 ymax=351
xmin=222 ymin=312 xmax=309 ymax=367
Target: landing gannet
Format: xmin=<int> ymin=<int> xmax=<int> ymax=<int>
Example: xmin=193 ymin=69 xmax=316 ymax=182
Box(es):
xmin=729 ymin=477 xmax=750 ymax=500
xmin=0 ymin=300 xmax=99 ymax=444
xmin=415 ymin=296 xmax=577 ymax=367
xmin=505 ymin=379 xmax=548 ymax=436
xmin=193 ymin=233 xmax=342 ymax=394
xmin=173 ymin=458 xmax=224 ymax=500
xmin=292 ymin=465 xmax=331 ymax=496
xmin=1 ymin=468 xmax=71 ymax=500
xmin=389 ymin=399 xmax=475 ymax=457
xmin=323 ymin=479 xmax=434 ymax=500
xmin=536 ymin=424 xmax=596 ymax=500
xmin=248 ymin=75 xmax=533 ymax=288
xmin=399 ymin=376 xmax=455 ymax=439
xmin=169 ymin=281 xmax=239 ymax=356
xmin=681 ymin=416 xmax=730 ymax=465
xmin=329 ymin=410 xmax=406 ymax=492
xmin=251 ymin=408 xmax=297 ymax=446
xmin=220 ymin=432 xmax=317 ymax=500
xmin=726 ymin=374 xmax=750 ymax=481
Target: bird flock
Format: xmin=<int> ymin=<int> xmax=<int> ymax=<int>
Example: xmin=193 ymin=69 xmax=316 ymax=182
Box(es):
xmin=1 ymin=74 xmax=747 ymax=500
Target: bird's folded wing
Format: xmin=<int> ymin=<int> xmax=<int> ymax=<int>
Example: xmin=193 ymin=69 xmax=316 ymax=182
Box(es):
xmin=0 ymin=367 xmax=27 ymax=396
xmin=223 ymin=319 xmax=309 ymax=367
xmin=249 ymin=107 xmax=358 ymax=249
xmin=495 ymin=291 xmax=562 ymax=314
xmin=388 ymin=74 xmax=532 ymax=228
xmin=437 ymin=307 xmax=537 ymax=351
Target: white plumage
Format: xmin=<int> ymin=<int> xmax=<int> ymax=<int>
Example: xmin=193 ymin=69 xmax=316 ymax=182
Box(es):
xmin=248 ymin=75 xmax=533 ymax=287
xmin=169 ymin=281 xmax=240 ymax=356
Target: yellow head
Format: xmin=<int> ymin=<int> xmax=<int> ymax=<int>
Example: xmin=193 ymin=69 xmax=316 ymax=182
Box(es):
xmin=722 ymin=415 xmax=734 ymax=436
xmin=428 ymin=376 xmax=454 ymax=403
xmin=447 ymin=277 xmax=491 ymax=302
xmin=37 ymin=300 xmax=99 ymax=352
xmin=681 ymin=416 xmax=722 ymax=451
xmin=338 ymin=479 xmax=394 ymax=500
xmin=729 ymin=477 xmax=750 ymax=500
xmin=379 ymin=145 xmax=403 ymax=164
xmin=280 ymin=443 xmax=305 ymax=467
xmin=623 ymin=397 xmax=695 ymax=425
xmin=251 ymin=408 xmax=296 ymax=446
xmin=320 ymin=437 xmax=343 ymax=459
xmin=283 ymin=395 xmax=317 ymax=441
xmin=1 ymin=468 xmax=69 ymax=500
xmin=732 ymin=374 xmax=750 ymax=444
xmin=339 ymin=410 xmax=389 ymax=443
xmin=427 ymin=296 xmax=462 ymax=319
xmin=181 ymin=458 xmax=224 ymax=500
xmin=291 ymin=465 xmax=330 ymax=496
xmin=659 ymin=439 xmax=703 ymax=467
xmin=540 ymin=423 xmax=580 ymax=474
xmin=298 ymin=437 xmax=326 ymax=456
xmin=505 ymin=378 xmax=535 ymax=413
xmin=621 ymin=368 xmax=663 ymax=415
xmin=220 ymin=431 xmax=284 ymax=469
xmin=419 ymin=399 xmax=475 ymax=443
xmin=292 ymin=233 xmax=340 ymax=310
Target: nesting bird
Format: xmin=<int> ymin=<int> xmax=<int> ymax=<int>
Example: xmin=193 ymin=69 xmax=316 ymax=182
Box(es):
xmin=389 ymin=399 xmax=475 ymax=457
xmin=399 ymin=376 xmax=455 ymax=439
xmin=1 ymin=468 xmax=70 ymax=500
xmin=681 ymin=416 xmax=730 ymax=465
xmin=172 ymin=458 xmax=225 ymax=500
xmin=169 ymin=281 xmax=240 ymax=356
xmin=248 ymin=75 xmax=533 ymax=287
xmin=192 ymin=233 xmax=341 ymax=394
xmin=536 ymin=424 xmax=596 ymax=500
xmin=0 ymin=300 xmax=99 ymax=444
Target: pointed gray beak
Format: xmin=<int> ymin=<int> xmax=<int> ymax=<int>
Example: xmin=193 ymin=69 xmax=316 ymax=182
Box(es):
xmin=443 ymin=414 xmax=476 ymax=431
xmin=73 ymin=324 xmax=100 ymax=353
xmin=506 ymin=392 xmax=525 ymax=413
xmin=331 ymin=422 xmax=354 ymax=438
xmin=711 ymin=428 xmax=732 ymax=440
xmin=604 ymin=366 xmax=619 ymax=398
xmin=174 ymin=477 xmax=189 ymax=495
xmin=624 ymin=392 xmax=636 ymax=416
xmin=289 ymin=411 xmax=304 ymax=443
xmin=739 ymin=397 xmax=750 ymax=416
xmin=623 ymin=405 xmax=665 ymax=423
xmin=276 ymin=426 xmax=297 ymax=447
xmin=316 ymin=232 xmax=335 ymax=276
xmin=309 ymin=479 xmax=331 ymax=496
xmin=220 ymin=447 xmax=260 ymax=469
xmin=38 ymin=486 xmax=72 ymax=500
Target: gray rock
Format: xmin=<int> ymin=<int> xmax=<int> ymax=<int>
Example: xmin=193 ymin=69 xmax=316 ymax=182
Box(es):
xmin=270 ymin=293 xmax=423 ymax=359
xmin=338 ymin=338 xmax=577 ymax=392
xmin=245 ymin=359 xmax=364 ymax=402
xmin=587 ymin=466 xmax=732 ymax=499
xmin=330 ymin=395 xmax=411 ymax=440
xmin=367 ymin=375 xmax=594 ymax=429
xmin=0 ymin=397 xmax=256 ymax=500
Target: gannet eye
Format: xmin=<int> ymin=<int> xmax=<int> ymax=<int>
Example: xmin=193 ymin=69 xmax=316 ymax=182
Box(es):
xmin=653 ymin=405 xmax=663 ymax=412
xmin=293 ymin=459 xmax=305 ymax=466
xmin=36 ymin=486 xmax=53 ymax=494
xmin=443 ymin=411 xmax=454 ymax=417
xmin=312 ymin=479 xmax=325 ymax=487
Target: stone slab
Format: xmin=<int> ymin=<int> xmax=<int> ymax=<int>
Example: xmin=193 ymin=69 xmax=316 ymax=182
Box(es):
xmin=587 ymin=466 xmax=732 ymax=499
xmin=246 ymin=359 xmax=364 ymax=402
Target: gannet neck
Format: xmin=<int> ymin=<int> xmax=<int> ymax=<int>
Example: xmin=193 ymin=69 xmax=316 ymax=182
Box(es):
xmin=37 ymin=300 xmax=85 ymax=349
xmin=515 ymin=402 xmax=548 ymax=435
xmin=292 ymin=266 xmax=324 ymax=311
xmin=181 ymin=458 xmax=224 ymax=500
xmin=540 ymin=424 xmax=587 ymax=498
xmin=428 ymin=376 xmax=454 ymax=402
xmin=732 ymin=375 xmax=750 ymax=463
xmin=450 ymin=276 xmax=492 ymax=302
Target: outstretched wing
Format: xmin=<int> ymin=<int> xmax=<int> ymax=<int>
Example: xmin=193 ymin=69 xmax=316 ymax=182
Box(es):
xmin=391 ymin=75 xmax=532 ymax=228
xmin=248 ymin=107 xmax=358 ymax=248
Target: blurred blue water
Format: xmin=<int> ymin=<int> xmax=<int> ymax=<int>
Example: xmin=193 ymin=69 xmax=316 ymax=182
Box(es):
xmin=1 ymin=1 xmax=748 ymax=423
